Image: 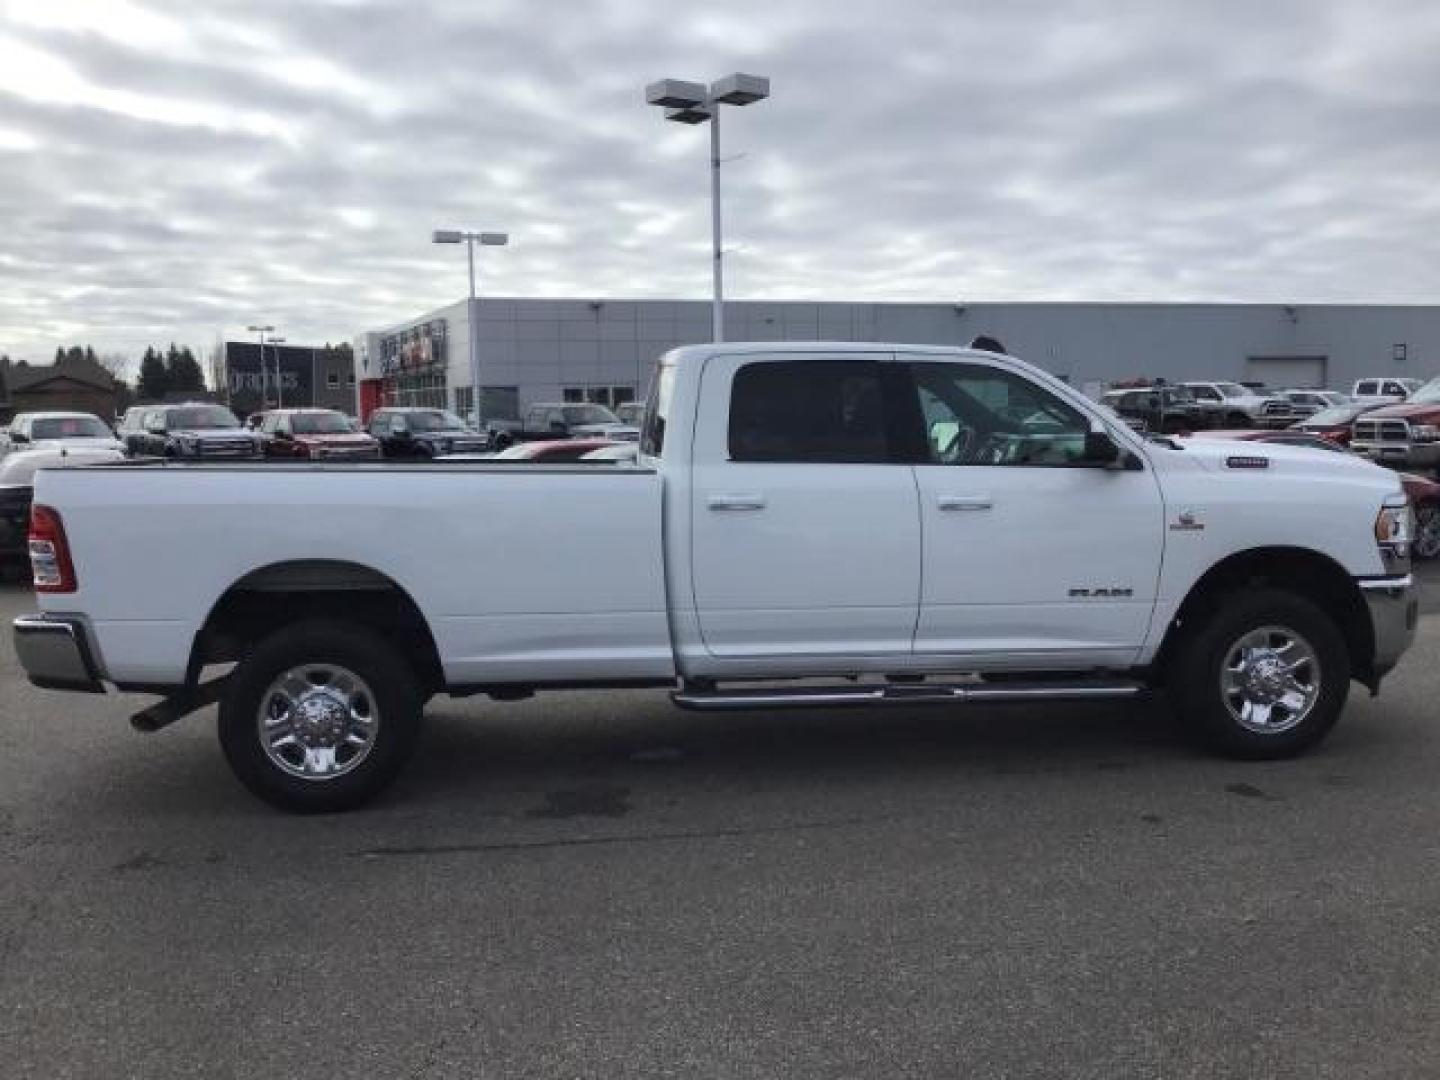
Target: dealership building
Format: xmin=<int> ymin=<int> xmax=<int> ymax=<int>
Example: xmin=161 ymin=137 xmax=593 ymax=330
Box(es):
xmin=352 ymin=299 xmax=1440 ymax=422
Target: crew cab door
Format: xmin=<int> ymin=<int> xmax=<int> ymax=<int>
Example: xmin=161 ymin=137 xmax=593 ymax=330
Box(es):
xmin=902 ymin=358 xmax=1165 ymax=666
xmin=688 ymin=353 xmax=921 ymax=660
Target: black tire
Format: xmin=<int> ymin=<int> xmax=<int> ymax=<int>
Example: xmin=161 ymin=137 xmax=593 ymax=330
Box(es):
xmin=1169 ymin=588 xmax=1349 ymax=759
xmin=1226 ymin=411 xmax=1250 ymax=427
xmin=493 ymin=432 xmax=514 ymax=451
xmin=218 ymin=619 xmax=423 ymax=812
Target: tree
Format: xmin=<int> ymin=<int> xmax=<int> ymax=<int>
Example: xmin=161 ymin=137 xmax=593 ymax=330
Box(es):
xmin=164 ymin=343 xmax=205 ymax=394
xmin=54 ymin=347 xmax=65 ymax=364
xmin=137 ymin=347 xmax=169 ymax=401
xmin=65 ymin=345 xmax=85 ymax=365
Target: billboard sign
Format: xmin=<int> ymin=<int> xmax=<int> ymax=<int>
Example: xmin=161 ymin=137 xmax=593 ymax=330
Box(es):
xmin=380 ymin=320 xmax=447 ymax=376
xmin=224 ymin=342 xmax=315 ymax=414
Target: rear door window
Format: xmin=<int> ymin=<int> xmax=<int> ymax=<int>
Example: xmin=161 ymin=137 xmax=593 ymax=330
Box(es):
xmin=728 ymin=361 xmax=888 ymax=463
xmin=1357 ymin=381 xmax=1378 ymax=396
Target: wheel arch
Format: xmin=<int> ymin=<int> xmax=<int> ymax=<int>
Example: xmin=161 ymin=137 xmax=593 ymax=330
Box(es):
xmin=188 ymin=559 xmax=445 ymax=695
xmin=1154 ymin=546 xmax=1376 ymax=689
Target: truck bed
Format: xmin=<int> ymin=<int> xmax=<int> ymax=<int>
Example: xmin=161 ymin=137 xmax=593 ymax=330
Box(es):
xmin=34 ymin=461 xmax=672 ymax=687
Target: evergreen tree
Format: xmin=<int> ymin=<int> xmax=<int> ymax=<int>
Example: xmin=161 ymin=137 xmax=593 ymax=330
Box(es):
xmin=54 ymin=347 xmax=65 ymax=364
xmin=84 ymin=345 xmax=98 ymax=366
xmin=137 ymin=347 xmax=170 ymax=401
xmin=65 ymin=345 xmax=85 ymax=365
xmin=164 ymin=343 xmax=205 ymax=393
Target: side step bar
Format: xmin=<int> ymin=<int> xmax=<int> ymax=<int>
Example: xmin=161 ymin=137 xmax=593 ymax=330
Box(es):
xmin=671 ymin=679 xmax=1144 ymax=712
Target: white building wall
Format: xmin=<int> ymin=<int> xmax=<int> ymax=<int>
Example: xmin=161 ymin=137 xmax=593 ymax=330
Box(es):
xmin=358 ymin=300 xmax=1440 ymax=415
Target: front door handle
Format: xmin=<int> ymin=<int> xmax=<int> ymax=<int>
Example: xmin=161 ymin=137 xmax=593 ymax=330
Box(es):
xmin=937 ymin=495 xmax=993 ymax=512
xmin=708 ymin=494 xmax=767 ymax=512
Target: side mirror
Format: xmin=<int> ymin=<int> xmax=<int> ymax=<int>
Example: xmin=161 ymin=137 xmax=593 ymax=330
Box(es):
xmin=1083 ymin=429 xmax=1121 ymax=465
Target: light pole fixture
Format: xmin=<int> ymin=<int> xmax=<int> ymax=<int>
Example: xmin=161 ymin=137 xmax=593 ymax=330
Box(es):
xmin=433 ymin=229 xmax=510 ymax=428
xmin=645 ymin=72 xmax=769 ymax=343
xmin=246 ymin=324 xmax=274 ymax=408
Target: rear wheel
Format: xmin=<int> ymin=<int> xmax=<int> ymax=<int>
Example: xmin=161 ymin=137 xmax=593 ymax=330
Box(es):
xmin=218 ymin=620 xmax=423 ymax=812
xmin=1170 ymin=589 xmax=1349 ymax=759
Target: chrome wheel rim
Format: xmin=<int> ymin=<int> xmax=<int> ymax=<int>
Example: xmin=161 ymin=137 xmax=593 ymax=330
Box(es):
xmin=1220 ymin=625 xmax=1320 ymax=735
xmin=257 ymin=664 xmax=379 ymax=781
xmin=1415 ymin=506 xmax=1440 ymax=560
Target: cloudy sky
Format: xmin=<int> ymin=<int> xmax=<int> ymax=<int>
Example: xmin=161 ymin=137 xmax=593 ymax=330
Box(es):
xmin=2 ymin=0 xmax=1439 ymax=367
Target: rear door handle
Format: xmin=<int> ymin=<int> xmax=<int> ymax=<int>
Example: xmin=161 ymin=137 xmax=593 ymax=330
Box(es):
xmin=708 ymin=494 xmax=767 ymax=511
xmin=937 ymin=495 xmax=993 ymax=512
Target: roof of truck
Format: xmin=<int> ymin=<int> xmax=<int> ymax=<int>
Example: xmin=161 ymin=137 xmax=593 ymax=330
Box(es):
xmin=661 ymin=342 xmax=1008 ymax=362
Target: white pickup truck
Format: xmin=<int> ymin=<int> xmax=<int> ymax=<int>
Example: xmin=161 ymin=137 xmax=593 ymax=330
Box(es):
xmin=13 ymin=343 xmax=1420 ymax=812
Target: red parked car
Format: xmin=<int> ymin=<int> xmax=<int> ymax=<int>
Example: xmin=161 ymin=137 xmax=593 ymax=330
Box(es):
xmin=1289 ymin=401 xmax=1382 ymax=447
xmin=259 ymin=409 xmax=381 ymax=460
xmin=1185 ymin=429 xmax=1440 ymax=558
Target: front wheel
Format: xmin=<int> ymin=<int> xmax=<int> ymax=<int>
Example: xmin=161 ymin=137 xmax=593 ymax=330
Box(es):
xmin=218 ymin=620 xmax=423 ymax=812
xmin=1415 ymin=503 xmax=1440 ymax=560
xmin=1169 ymin=588 xmax=1349 ymax=759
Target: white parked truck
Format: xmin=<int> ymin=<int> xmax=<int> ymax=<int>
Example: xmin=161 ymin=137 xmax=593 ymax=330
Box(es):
xmin=14 ymin=343 xmax=1419 ymax=811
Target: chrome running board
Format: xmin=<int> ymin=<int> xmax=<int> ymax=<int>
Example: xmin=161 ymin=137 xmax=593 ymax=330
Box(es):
xmin=671 ymin=679 xmax=1144 ymax=712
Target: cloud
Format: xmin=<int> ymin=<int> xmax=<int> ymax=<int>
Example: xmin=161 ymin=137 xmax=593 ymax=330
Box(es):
xmin=0 ymin=0 xmax=1438 ymax=361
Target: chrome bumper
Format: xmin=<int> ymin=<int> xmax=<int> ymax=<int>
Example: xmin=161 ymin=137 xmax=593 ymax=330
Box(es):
xmin=12 ymin=614 xmax=105 ymax=693
xmin=1359 ymin=575 xmax=1419 ymax=679
xmin=1352 ymin=441 xmax=1440 ymax=467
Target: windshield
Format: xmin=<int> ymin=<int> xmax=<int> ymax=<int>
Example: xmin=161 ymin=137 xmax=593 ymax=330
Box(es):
xmin=291 ymin=412 xmax=353 ymax=435
xmin=408 ymin=410 xmax=467 ymax=432
xmin=1216 ymin=383 xmax=1249 ymax=399
xmin=1162 ymin=387 xmax=1195 ymax=404
xmin=29 ymin=416 xmax=112 ymax=440
xmin=1407 ymin=378 xmax=1440 ymax=405
xmin=562 ymin=405 xmax=619 ymax=425
xmin=169 ymin=406 xmax=240 ymax=430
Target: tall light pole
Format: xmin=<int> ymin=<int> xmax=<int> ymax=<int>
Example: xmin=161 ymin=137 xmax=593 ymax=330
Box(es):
xmin=246 ymin=324 xmax=274 ymax=409
xmin=645 ymin=73 xmax=769 ymax=343
xmin=265 ymin=336 xmax=287 ymax=407
xmin=432 ymin=229 xmax=509 ymax=428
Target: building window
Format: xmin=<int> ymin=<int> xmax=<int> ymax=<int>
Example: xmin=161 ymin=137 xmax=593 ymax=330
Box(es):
xmin=562 ymin=388 xmax=585 ymax=403
xmin=481 ymin=386 xmax=519 ymax=421
xmin=346 ymin=372 xmax=355 ymax=386
xmin=612 ymin=386 xmax=636 ymax=406
xmin=1394 ymin=343 xmax=1408 ymax=362
xmin=327 ymin=372 xmax=340 ymax=388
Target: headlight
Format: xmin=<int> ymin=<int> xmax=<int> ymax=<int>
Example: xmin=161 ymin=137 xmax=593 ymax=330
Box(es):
xmin=1375 ymin=500 xmax=1413 ymax=570
xmin=1412 ymin=424 xmax=1440 ymax=442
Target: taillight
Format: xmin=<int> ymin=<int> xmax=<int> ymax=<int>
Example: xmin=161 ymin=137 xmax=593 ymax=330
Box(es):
xmin=29 ymin=504 xmax=77 ymax=593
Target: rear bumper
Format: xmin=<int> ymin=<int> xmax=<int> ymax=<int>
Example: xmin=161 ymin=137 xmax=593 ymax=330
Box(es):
xmin=1359 ymin=575 xmax=1419 ymax=680
xmin=12 ymin=614 xmax=105 ymax=693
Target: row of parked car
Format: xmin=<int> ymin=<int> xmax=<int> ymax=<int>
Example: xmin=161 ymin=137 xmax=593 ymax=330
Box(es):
xmin=1099 ymin=376 xmax=1440 ymax=470
xmin=98 ymin=399 xmax=645 ymax=462
xmin=1097 ymin=378 xmax=1422 ymax=435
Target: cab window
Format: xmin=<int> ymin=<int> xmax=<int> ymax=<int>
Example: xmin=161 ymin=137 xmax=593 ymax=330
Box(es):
xmin=728 ymin=361 xmax=888 ymax=463
xmin=910 ymin=362 xmax=1089 ymax=466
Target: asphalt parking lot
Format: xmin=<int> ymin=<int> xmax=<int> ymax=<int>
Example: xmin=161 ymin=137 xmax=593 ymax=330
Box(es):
xmin=4 ymin=573 xmax=1440 ymax=1079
